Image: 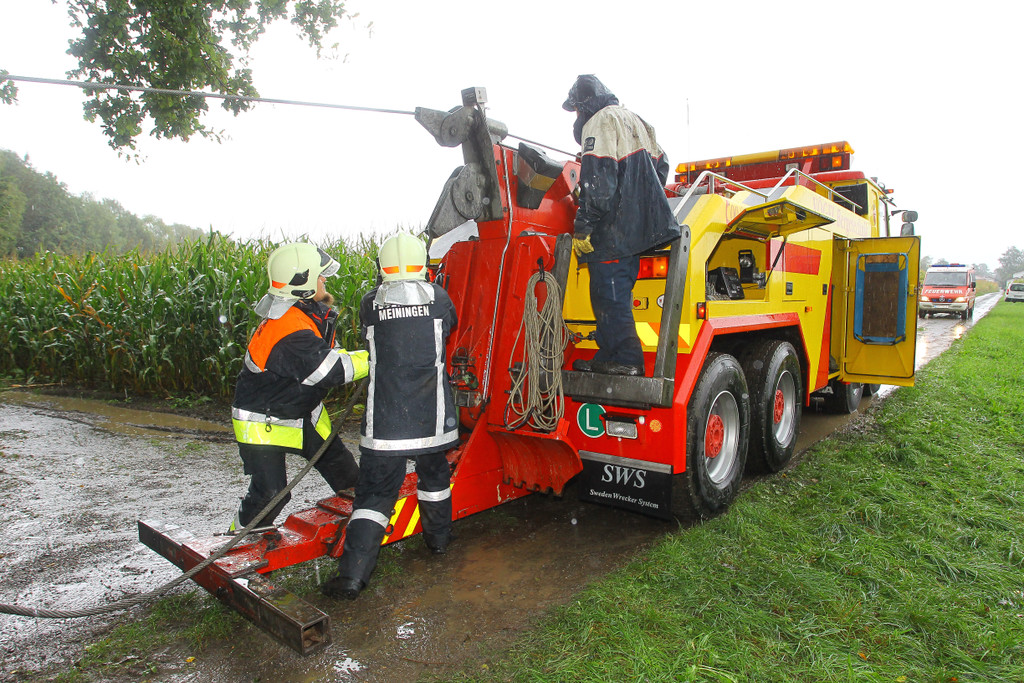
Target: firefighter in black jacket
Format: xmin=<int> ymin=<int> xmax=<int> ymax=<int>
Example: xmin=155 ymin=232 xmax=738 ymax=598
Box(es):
xmin=563 ymin=74 xmax=680 ymax=377
xmin=322 ymin=232 xmax=459 ymax=600
xmin=229 ymin=242 xmax=369 ymax=532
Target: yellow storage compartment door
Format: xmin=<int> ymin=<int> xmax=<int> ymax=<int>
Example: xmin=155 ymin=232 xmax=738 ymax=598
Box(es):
xmin=840 ymin=236 xmax=920 ymax=386
xmin=727 ymin=197 xmax=835 ymax=240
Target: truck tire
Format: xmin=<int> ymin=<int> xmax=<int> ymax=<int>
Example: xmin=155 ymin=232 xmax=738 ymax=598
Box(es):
xmin=824 ymin=379 xmax=862 ymax=414
xmin=740 ymin=340 xmax=802 ymax=473
xmin=863 ymin=383 xmax=881 ymax=397
xmin=674 ymin=352 xmax=749 ymax=521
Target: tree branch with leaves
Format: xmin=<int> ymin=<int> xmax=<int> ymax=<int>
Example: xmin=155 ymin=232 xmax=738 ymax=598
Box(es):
xmin=4 ymin=1 xmax=349 ymax=154
xmin=0 ymin=70 xmax=17 ymax=105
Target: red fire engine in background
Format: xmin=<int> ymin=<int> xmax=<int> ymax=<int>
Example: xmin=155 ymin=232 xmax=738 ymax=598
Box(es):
xmin=919 ymin=263 xmax=976 ymax=320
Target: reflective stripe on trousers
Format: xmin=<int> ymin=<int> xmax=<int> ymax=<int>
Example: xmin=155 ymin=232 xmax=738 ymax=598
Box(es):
xmin=417 ymin=486 xmax=451 ymax=502
xmin=349 ymin=508 xmax=390 ymax=529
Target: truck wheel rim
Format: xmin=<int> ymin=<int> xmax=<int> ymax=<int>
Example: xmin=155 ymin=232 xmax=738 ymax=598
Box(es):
xmin=773 ymin=371 xmax=797 ymax=445
xmin=705 ymin=415 xmax=724 ymax=457
xmin=704 ymin=390 xmax=739 ymax=484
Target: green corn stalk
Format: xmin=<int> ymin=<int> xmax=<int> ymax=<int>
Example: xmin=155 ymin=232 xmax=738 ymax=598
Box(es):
xmin=0 ymin=232 xmax=389 ymax=410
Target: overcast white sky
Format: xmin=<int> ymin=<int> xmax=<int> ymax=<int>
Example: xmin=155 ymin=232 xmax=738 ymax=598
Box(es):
xmin=1 ymin=0 xmax=1021 ymax=268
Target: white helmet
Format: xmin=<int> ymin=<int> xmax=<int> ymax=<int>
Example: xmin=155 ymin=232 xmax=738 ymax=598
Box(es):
xmin=254 ymin=242 xmax=340 ymax=319
xmin=266 ymin=242 xmax=340 ymax=300
xmin=378 ymin=233 xmax=427 ymax=282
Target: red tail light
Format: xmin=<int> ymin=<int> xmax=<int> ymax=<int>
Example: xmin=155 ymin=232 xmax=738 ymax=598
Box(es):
xmin=638 ymin=256 xmax=669 ymax=279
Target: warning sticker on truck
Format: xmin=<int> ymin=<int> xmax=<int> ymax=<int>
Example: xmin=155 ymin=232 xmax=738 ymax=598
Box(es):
xmin=578 ymin=450 xmax=672 ymax=520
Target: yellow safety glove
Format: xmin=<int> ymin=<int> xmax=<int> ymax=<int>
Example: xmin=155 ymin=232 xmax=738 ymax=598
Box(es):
xmin=344 ymin=349 xmax=369 ymax=381
xmin=572 ymin=233 xmax=594 ymax=257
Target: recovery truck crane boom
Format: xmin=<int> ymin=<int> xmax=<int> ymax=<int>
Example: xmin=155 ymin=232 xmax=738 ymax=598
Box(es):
xmin=140 ymin=88 xmax=920 ymax=654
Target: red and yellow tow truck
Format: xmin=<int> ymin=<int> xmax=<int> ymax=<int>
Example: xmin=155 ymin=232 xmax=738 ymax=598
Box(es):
xmin=140 ymin=88 xmax=920 ymax=653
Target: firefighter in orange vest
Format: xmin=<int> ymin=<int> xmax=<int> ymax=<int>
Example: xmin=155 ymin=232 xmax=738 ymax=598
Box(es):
xmin=321 ymin=232 xmax=459 ymax=600
xmin=229 ymin=242 xmax=369 ymax=532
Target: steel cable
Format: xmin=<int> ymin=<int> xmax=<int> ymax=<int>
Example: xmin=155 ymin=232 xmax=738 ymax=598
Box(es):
xmin=0 ymin=379 xmax=367 ymax=619
xmin=1 ymin=74 xmax=416 ymax=116
xmin=1 ymin=74 xmax=578 ymax=159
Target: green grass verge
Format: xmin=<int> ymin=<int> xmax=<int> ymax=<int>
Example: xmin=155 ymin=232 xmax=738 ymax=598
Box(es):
xmin=457 ymin=302 xmax=1024 ymax=683
xmin=50 ymin=558 xmax=336 ymax=682
xmin=976 ymin=280 xmax=1001 ymax=296
xmin=54 ymin=592 xmax=243 ymax=683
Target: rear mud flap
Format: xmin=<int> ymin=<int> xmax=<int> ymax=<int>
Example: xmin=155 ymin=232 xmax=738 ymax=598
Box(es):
xmin=578 ymin=451 xmax=672 ymax=520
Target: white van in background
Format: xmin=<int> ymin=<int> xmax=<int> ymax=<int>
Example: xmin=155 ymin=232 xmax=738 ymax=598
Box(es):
xmin=1005 ymin=280 xmax=1024 ymax=303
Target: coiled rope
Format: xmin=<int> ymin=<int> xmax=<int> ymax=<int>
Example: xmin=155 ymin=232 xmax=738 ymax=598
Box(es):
xmin=504 ymin=269 xmax=570 ymax=432
xmin=0 ymin=379 xmax=366 ymax=619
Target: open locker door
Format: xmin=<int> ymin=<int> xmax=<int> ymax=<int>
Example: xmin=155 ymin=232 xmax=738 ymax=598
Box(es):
xmin=839 ymin=235 xmax=920 ymax=387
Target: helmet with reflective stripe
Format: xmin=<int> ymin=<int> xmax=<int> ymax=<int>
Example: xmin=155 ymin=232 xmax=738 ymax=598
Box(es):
xmin=266 ymin=242 xmax=340 ymax=300
xmin=378 ymin=232 xmax=427 ymax=282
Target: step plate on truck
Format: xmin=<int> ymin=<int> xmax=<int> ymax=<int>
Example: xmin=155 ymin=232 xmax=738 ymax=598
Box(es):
xmin=578 ymin=451 xmax=673 ymax=519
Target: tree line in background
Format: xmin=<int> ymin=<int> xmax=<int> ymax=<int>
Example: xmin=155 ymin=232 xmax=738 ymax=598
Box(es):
xmin=0 ymin=148 xmax=208 ymax=257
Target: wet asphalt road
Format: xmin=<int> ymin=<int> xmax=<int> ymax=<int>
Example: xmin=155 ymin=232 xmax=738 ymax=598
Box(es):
xmin=0 ymin=293 xmax=1002 ymax=682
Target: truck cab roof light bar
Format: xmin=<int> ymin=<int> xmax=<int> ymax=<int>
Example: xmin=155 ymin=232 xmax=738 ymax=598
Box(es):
xmin=674 ymin=142 xmax=855 ymax=184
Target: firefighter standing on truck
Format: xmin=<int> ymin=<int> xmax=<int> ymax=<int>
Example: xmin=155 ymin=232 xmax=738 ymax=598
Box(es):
xmin=321 ymin=232 xmax=459 ymax=600
xmin=229 ymin=242 xmax=369 ymax=532
xmin=563 ymin=74 xmax=680 ymax=377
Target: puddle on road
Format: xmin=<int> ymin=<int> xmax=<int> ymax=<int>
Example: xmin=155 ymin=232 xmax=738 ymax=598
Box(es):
xmin=331 ymin=653 xmax=366 ymax=678
xmin=0 ymin=395 xmax=247 ymax=681
xmin=912 ymin=294 xmax=997 ymax=369
xmin=0 ymin=390 xmax=231 ymax=439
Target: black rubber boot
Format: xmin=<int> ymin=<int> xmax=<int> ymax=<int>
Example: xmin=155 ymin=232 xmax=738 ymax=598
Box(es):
xmin=422 ymin=530 xmax=452 ymax=555
xmin=419 ymin=497 xmax=452 ymax=555
xmin=320 ymin=573 xmax=365 ymax=600
xmin=336 ymin=516 xmax=387 ymax=586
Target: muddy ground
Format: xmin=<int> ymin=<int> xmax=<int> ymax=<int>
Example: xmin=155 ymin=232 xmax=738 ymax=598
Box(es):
xmin=0 ymin=294 xmax=999 ymax=682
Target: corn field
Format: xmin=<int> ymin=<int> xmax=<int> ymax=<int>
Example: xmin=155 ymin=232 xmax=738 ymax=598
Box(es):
xmin=0 ymin=233 xmax=381 ymax=402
